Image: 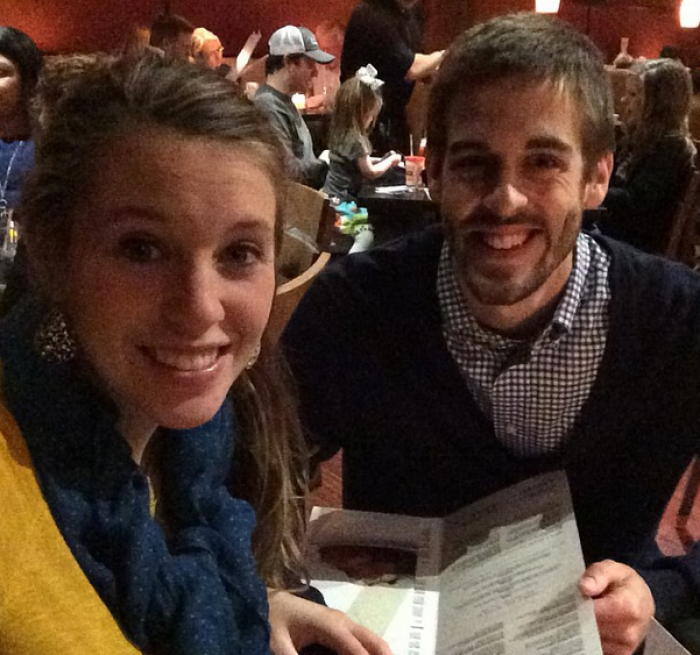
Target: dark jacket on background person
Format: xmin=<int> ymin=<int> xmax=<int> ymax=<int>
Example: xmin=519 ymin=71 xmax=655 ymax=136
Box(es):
xmin=341 ymin=0 xmax=423 ymax=152
xmin=600 ymin=135 xmax=695 ymax=253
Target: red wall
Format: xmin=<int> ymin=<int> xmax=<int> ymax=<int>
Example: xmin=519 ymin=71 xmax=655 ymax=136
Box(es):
xmin=1 ymin=0 xmax=698 ymax=66
xmin=0 ymin=0 xmax=438 ymax=58
xmin=558 ymin=0 xmax=700 ymax=66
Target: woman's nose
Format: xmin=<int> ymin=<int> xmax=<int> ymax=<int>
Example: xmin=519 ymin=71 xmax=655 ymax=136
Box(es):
xmin=164 ymin=262 xmax=225 ymax=335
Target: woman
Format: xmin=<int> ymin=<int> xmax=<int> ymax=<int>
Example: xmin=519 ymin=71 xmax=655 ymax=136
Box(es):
xmin=0 ymin=55 xmax=388 ymax=655
xmin=0 ymin=25 xmax=41 ymax=141
xmin=0 ymin=27 xmax=41 ymax=311
xmin=191 ymin=27 xmax=262 ymax=85
xmin=600 ymin=57 xmax=696 ymax=253
xmin=0 ymin=26 xmax=40 ymax=218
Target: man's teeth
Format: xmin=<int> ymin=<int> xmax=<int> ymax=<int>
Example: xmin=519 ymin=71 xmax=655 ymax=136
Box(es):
xmin=482 ymin=232 xmax=529 ymax=250
xmin=152 ymin=348 xmax=219 ymax=371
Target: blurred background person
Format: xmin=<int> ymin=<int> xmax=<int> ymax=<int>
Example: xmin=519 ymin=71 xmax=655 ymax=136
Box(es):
xmin=149 ymin=12 xmax=194 ymax=61
xmin=599 ymin=57 xmax=696 ymax=253
xmin=191 ymin=27 xmax=262 ymax=84
xmin=0 ymin=53 xmax=106 ymax=317
xmin=0 ymin=26 xmax=42 ymax=291
xmin=0 ymin=25 xmax=42 ymax=144
xmin=323 ymin=65 xmax=401 ymax=201
xmin=254 ymin=25 xmax=333 ymax=189
xmin=120 ymin=23 xmax=157 ymax=58
xmin=341 ymin=0 xmax=444 ymax=153
xmin=192 ymin=26 xmax=226 ymax=71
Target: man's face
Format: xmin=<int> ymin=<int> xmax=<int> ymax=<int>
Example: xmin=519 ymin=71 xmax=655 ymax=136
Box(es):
xmin=166 ymin=31 xmax=193 ymax=61
xmin=289 ymin=56 xmax=318 ymax=94
xmin=428 ymin=79 xmax=611 ymax=324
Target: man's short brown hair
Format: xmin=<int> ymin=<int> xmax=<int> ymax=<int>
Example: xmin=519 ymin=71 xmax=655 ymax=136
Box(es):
xmin=428 ymin=13 xmax=615 ymax=173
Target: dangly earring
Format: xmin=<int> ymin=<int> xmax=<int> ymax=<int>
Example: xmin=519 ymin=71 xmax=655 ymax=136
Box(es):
xmin=34 ymin=308 xmax=78 ymax=363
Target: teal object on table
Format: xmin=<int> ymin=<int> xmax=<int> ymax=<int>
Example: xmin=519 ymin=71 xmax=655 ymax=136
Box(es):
xmin=335 ymin=201 xmax=370 ymax=236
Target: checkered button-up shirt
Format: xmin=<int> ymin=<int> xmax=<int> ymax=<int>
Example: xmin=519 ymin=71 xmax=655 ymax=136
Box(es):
xmin=438 ymin=233 xmax=612 ymax=457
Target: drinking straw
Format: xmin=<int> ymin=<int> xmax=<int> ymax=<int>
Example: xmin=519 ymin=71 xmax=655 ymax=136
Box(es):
xmin=409 ymin=134 xmax=414 ymax=157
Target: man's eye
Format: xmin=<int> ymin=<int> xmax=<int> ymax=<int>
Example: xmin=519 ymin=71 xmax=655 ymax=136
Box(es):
xmin=528 ymin=153 xmax=561 ymax=171
xmin=451 ymin=156 xmax=488 ymax=170
xmin=118 ymin=237 xmax=162 ymax=263
xmin=449 ymin=156 xmax=493 ymax=179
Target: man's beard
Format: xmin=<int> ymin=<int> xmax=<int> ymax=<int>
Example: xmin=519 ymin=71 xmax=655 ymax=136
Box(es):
xmin=445 ymin=205 xmax=582 ymax=307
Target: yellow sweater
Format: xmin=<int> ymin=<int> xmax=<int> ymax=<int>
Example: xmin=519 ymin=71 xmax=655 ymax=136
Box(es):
xmin=0 ymin=400 xmax=141 ymax=654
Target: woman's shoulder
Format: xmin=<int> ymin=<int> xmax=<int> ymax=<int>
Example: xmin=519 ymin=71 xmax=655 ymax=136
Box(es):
xmin=646 ymin=134 xmax=695 ymax=164
xmin=0 ymin=387 xmax=141 ymax=655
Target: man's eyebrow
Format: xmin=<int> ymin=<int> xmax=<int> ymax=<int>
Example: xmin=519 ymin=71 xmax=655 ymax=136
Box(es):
xmin=447 ymin=140 xmax=490 ymax=154
xmin=526 ymin=136 xmax=574 ymax=154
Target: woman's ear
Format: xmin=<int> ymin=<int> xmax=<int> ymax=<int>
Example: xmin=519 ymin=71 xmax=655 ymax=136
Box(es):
xmin=583 ymin=151 xmax=613 ymax=209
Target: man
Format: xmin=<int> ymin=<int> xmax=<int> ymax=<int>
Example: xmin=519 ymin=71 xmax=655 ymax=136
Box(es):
xmin=254 ymin=26 xmax=333 ymax=190
xmin=284 ymin=13 xmax=700 ymax=654
xmin=149 ymin=12 xmax=194 ymax=61
xmin=341 ymin=0 xmax=444 ymax=153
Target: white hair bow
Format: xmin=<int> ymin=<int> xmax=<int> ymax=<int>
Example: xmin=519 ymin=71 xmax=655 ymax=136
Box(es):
xmin=356 ymin=64 xmax=384 ymax=90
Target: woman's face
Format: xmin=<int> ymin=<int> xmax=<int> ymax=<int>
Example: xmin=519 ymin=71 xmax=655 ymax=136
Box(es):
xmin=0 ymin=54 xmax=23 ymax=139
xmin=61 ymin=126 xmax=277 ymax=440
xmin=203 ymin=38 xmax=224 ymax=70
xmin=621 ymin=74 xmax=644 ymax=129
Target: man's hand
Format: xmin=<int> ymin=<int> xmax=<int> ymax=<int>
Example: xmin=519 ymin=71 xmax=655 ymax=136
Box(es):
xmin=268 ymin=589 xmax=393 ymax=655
xmin=579 ymin=560 xmax=655 ymax=655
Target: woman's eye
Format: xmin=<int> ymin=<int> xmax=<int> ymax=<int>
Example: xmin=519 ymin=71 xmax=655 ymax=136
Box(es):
xmin=219 ymin=242 xmax=265 ymax=272
xmin=118 ymin=237 xmax=162 ymax=263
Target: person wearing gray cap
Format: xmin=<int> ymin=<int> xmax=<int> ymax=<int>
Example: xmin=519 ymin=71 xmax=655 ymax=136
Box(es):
xmin=254 ymin=25 xmax=333 ymax=189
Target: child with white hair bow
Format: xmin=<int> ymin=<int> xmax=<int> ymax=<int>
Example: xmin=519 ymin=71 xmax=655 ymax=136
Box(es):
xmin=323 ymin=64 xmax=402 ymax=203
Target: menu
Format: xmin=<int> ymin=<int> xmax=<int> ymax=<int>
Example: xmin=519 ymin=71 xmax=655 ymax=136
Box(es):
xmin=305 ymin=471 xmax=603 ymax=655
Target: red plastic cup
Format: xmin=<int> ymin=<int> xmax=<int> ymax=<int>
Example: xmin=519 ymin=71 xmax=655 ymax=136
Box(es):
xmin=404 ymin=155 xmax=426 ymax=187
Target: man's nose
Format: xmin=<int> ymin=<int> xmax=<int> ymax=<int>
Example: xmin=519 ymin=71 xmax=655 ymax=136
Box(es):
xmin=482 ymin=178 xmax=529 ymax=218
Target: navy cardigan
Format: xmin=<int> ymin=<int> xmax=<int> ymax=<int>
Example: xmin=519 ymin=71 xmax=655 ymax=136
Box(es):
xmin=284 ymin=226 xmax=700 ymax=625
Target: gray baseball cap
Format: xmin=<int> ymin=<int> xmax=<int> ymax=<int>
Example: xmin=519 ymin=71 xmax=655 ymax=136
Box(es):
xmin=268 ymin=25 xmax=334 ymax=64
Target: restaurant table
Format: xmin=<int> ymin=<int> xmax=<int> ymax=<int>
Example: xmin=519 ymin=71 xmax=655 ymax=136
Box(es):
xmin=357 ymin=184 xmax=439 ymax=246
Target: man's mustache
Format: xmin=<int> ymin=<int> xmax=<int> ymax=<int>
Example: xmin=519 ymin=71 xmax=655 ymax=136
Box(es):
xmin=454 ymin=208 xmax=543 ymax=234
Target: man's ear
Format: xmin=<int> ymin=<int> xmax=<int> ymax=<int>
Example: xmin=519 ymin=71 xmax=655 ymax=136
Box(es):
xmin=583 ymin=151 xmax=613 ymax=209
xmin=426 ymin=147 xmax=443 ymax=203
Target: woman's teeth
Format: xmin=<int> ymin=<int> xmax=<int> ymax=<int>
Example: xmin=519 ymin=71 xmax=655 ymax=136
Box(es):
xmin=152 ymin=348 xmax=219 ymax=371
